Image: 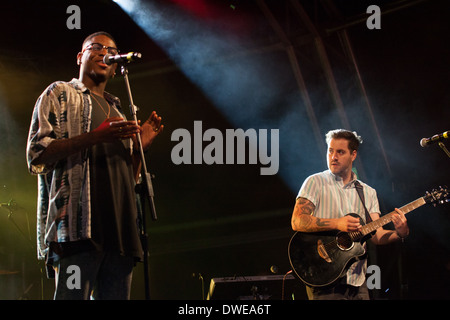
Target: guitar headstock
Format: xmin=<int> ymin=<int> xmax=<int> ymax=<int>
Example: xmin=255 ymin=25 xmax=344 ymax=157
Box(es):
xmin=424 ymin=186 xmax=449 ymax=207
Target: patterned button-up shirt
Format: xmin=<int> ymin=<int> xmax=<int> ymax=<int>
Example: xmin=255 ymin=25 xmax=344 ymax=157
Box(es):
xmin=26 ymin=78 xmax=126 ymax=260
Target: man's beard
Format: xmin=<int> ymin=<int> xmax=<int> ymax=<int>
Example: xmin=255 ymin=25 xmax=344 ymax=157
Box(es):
xmin=88 ymin=70 xmax=111 ymax=84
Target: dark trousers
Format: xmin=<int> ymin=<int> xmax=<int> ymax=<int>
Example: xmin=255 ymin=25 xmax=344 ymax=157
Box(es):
xmin=306 ymin=280 xmax=370 ymax=300
xmin=53 ymin=250 xmax=134 ymax=300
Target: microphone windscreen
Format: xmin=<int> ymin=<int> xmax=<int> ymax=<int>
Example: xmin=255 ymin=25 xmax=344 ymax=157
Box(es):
xmin=103 ymin=54 xmax=113 ymax=65
xmin=420 ymin=138 xmax=427 ymax=147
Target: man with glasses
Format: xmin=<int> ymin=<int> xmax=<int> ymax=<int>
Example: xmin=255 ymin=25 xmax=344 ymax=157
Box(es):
xmin=27 ymin=31 xmax=163 ymax=299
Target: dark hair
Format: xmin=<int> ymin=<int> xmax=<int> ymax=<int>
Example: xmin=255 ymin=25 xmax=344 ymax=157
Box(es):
xmin=325 ymin=129 xmax=363 ymax=152
xmin=81 ymin=31 xmax=117 ymax=50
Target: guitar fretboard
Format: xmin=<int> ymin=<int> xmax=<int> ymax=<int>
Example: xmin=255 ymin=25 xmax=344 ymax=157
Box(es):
xmin=361 ymin=197 xmax=426 ymax=235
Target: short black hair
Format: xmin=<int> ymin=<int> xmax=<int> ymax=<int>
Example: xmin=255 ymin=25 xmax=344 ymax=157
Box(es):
xmin=81 ymin=31 xmax=117 ymax=50
xmin=325 ymin=129 xmax=363 ymax=152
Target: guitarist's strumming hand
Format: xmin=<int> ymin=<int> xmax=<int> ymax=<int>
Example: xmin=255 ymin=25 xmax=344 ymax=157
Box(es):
xmin=336 ymin=215 xmax=362 ymax=233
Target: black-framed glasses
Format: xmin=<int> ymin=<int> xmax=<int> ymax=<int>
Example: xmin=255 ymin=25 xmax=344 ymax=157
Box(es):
xmin=82 ymin=43 xmax=119 ymax=55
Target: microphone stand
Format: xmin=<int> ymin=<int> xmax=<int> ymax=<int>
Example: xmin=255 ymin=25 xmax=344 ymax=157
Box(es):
xmin=0 ymin=200 xmax=34 ymax=248
xmin=438 ymin=142 xmax=450 ymax=159
xmin=120 ymin=62 xmax=157 ymax=300
xmin=1 ymin=199 xmax=45 ymax=300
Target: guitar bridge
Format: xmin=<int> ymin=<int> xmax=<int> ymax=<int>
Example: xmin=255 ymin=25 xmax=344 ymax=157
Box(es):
xmin=317 ymin=239 xmax=332 ymax=263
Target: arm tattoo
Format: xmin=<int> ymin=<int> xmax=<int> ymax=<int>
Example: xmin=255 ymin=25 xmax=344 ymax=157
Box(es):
xmin=315 ymin=217 xmax=330 ymax=227
xmin=292 ymin=197 xmax=330 ymax=231
xmin=292 ymin=198 xmax=315 ymax=230
xmin=297 ymin=198 xmax=315 ymax=214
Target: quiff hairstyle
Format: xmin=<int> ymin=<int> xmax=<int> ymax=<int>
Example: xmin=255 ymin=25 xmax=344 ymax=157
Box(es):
xmin=325 ymin=129 xmax=363 ymax=153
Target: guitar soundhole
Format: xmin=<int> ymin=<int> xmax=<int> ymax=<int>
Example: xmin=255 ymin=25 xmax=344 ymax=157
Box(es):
xmin=336 ymin=233 xmax=354 ymax=251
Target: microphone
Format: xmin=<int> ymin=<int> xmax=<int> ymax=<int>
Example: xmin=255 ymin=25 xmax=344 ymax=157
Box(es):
xmin=420 ymin=131 xmax=449 ymax=147
xmin=103 ymin=52 xmax=142 ymax=65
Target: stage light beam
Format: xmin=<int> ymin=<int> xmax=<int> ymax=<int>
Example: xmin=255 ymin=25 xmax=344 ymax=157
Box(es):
xmin=113 ymin=0 xmax=326 ymax=191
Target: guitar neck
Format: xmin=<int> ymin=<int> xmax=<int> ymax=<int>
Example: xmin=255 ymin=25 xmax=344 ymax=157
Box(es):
xmin=362 ymin=196 xmax=426 ymax=235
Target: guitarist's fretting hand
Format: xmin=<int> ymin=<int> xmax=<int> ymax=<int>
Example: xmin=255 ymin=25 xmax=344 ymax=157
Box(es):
xmin=390 ymin=208 xmax=409 ymax=238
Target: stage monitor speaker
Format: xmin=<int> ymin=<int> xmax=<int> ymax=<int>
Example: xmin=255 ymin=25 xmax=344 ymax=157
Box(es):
xmin=207 ymin=274 xmax=306 ymax=300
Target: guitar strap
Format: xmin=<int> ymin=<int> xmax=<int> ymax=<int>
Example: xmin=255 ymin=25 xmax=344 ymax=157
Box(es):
xmin=354 ymin=180 xmax=373 ymax=224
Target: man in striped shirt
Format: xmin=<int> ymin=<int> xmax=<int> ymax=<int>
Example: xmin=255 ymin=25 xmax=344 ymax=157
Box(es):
xmin=291 ymin=129 xmax=409 ymax=300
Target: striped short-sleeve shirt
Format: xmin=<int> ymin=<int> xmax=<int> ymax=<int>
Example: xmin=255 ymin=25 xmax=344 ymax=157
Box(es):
xmin=297 ymin=169 xmax=380 ymax=286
